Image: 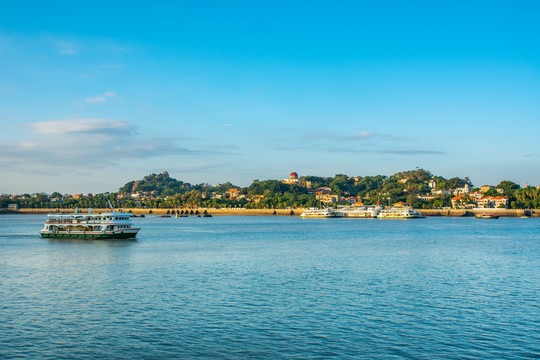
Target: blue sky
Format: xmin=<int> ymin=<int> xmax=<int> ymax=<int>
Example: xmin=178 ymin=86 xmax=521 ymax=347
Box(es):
xmin=1 ymin=1 xmax=539 ymax=194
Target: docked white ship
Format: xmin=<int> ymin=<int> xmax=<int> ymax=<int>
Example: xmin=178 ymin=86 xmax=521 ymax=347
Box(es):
xmin=300 ymin=207 xmax=342 ymax=218
xmin=336 ymin=206 xmax=382 ymax=218
xmin=377 ymin=207 xmax=423 ymax=219
xmin=41 ymin=210 xmax=140 ymax=239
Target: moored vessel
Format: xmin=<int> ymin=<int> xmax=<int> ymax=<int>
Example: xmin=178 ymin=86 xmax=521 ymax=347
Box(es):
xmin=300 ymin=207 xmax=342 ymax=218
xmin=475 ymin=213 xmax=499 ymax=219
xmin=40 ymin=210 xmax=140 ymax=239
xmin=377 ymin=207 xmax=423 ymax=219
xmin=336 ymin=206 xmax=382 ymax=218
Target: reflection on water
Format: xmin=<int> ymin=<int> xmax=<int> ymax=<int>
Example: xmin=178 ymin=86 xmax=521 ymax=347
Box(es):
xmin=0 ymin=214 xmax=539 ymax=359
xmin=47 ymin=238 xmax=137 ymax=246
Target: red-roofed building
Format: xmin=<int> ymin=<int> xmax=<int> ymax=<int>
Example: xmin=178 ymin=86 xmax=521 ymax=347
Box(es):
xmin=491 ymin=196 xmax=509 ymax=208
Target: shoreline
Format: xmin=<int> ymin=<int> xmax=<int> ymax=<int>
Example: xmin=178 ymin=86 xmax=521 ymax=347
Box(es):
xmin=6 ymin=208 xmax=539 ymax=217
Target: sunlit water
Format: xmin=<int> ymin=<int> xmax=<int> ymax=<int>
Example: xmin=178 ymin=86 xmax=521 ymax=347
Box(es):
xmin=1 ymin=214 xmax=539 ymax=359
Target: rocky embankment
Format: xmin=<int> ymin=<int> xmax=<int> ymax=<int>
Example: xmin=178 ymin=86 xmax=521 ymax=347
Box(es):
xmin=14 ymin=208 xmax=300 ymax=216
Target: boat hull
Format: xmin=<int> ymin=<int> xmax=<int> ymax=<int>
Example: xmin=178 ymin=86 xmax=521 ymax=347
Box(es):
xmin=475 ymin=215 xmax=499 ymax=219
xmin=300 ymin=215 xmax=336 ymax=218
xmin=339 ymin=212 xmax=377 ymax=218
xmin=41 ymin=230 xmax=139 ymax=239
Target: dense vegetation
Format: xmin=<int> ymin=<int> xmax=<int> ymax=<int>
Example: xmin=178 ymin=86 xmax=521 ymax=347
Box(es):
xmin=1 ymin=169 xmax=539 ymax=209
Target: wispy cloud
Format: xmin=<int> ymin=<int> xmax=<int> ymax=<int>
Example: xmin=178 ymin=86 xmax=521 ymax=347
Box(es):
xmin=84 ymin=92 xmax=116 ymax=104
xmin=1 ymin=118 xmax=199 ymax=171
xmin=303 ymin=131 xmax=337 ymax=140
xmin=277 ymin=143 xmax=445 ymax=156
xmin=276 ymin=129 xmax=445 ymax=156
xmin=27 ymin=118 xmax=132 ymax=136
xmin=379 ymin=149 xmax=446 ymax=155
xmin=343 ymin=131 xmax=374 ymax=140
xmin=304 ymin=130 xmax=379 ymax=141
xmin=57 ymin=40 xmax=78 ymax=55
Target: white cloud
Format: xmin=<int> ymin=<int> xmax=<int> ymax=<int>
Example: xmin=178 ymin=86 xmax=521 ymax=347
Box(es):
xmin=84 ymin=92 xmax=117 ymax=103
xmin=303 ymin=130 xmax=375 ymax=141
xmin=1 ymin=118 xmax=199 ymax=173
xmin=27 ymin=118 xmax=133 ymax=135
xmin=57 ymin=40 xmax=78 ymax=55
xmin=343 ymin=131 xmax=374 ymax=140
xmin=85 ymin=96 xmax=107 ymax=103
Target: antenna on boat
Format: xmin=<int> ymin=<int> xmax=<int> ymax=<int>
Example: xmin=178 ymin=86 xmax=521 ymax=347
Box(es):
xmin=107 ymin=200 xmax=115 ymax=213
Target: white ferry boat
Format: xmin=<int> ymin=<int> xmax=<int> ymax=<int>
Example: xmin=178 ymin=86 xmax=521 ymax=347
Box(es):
xmin=41 ymin=210 xmax=140 ymax=239
xmin=300 ymin=207 xmax=342 ymax=218
xmin=337 ymin=206 xmax=382 ymax=218
xmin=377 ymin=207 xmax=423 ymax=219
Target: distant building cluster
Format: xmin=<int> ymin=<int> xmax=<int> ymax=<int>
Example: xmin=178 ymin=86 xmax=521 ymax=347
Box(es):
xmin=281 ymin=172 xmax=311 ymax=188
xmin=451 ymin=187 xmax=509 ymax=209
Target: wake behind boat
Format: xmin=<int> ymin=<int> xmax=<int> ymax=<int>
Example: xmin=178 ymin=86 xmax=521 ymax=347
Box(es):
xmin=40 ymin=209 xmax=140 ymax=239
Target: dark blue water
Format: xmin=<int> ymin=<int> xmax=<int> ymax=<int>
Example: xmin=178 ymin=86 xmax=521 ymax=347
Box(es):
xmin=1 ymin=215 xmax=539 ymax=359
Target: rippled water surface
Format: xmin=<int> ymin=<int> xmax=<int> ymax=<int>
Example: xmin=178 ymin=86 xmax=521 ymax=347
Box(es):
xmin=1 ymin=215 xmax=539 ymax=359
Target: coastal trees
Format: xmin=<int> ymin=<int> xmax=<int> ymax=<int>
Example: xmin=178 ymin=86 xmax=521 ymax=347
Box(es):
xmin=514 ymin=186 xmax=540 ymax=208
xmin=6 ymin=170 xmax=538 ymax=210
xmin=433 ymin=176 xmax=470 ymax=190
xmin=329 ymin=174 xmax=352 ymax=195
xmin=496 ymin=181 xmax=520 ymax=196
xmin=303 ymin=176 xmax=330 ymax=190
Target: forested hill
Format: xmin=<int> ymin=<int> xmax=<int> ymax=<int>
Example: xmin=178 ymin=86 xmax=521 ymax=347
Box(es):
xmin=116 ymin=168 xmax=476 ymax=209
xmin=119 ymin=171 xmax=193 ymax=197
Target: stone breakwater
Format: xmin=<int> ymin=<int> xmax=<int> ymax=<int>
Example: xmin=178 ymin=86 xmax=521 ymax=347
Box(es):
xmin=15 ymin=208 xmax=300 ymax=216
xmin=12 ymin=208 xmax=540 ymax=217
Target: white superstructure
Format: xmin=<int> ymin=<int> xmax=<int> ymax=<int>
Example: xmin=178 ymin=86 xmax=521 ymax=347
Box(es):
xmin=300 ymin=208 xmax=342 ymax=218
xmin=377 ymin=207 xmax=423 ymax=219
xmin=336 ymin=206 xmax=382 ymax=218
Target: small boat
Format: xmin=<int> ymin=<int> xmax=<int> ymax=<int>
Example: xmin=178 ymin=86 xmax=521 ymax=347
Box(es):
xmin=475 ymin=213 xmax=499 ymax=219
xmin=377 ymin=207 xmax=423 ymax=219
xmin=300 ymin=208 xmax=342 ymax=218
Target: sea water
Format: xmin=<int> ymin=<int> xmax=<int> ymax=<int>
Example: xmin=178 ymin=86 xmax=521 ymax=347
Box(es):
xmin=0 ymin=215 xmax=539 ymax=359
